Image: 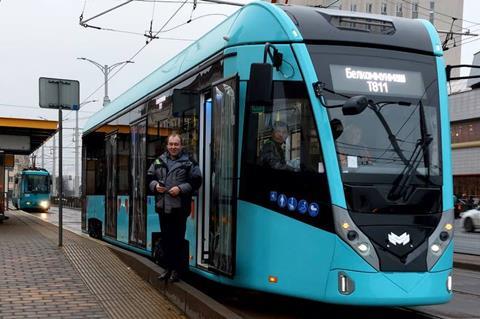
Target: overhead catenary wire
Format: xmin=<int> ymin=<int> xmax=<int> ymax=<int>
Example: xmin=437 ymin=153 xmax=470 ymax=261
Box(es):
xmin=78 ymin=0 xmax=239 ymax=109
xmin=400 ymin=0 xmax=480 ymax=30
xmin=80 ymin=0 xmax=191 ymax=104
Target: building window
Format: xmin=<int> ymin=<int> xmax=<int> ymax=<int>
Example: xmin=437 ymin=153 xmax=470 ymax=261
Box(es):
xmin=412 ymin=2 xmax=419 ymax=18
xmin=366 ymin=3 xmax=373 ymax=13
xmin=381 ymin=2 xmax=387 ymax=15
xmin=396 ymin=3 xmax=403 ymax=17
xmin=451 ymin=120 xmax=480 ymax=144
xmin=350 ymin=4 xmax=357 ymax=12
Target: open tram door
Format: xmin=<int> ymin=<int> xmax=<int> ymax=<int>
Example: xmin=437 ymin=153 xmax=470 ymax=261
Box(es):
xmin=197 ymin=76 xmax=238 ymax=276
xmin=104 ymin=132 xmax=118 ymax=239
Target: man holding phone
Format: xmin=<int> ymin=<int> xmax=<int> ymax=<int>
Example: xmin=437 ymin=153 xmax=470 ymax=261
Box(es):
xmin=148 ymin=133 xmax=202 ymax=282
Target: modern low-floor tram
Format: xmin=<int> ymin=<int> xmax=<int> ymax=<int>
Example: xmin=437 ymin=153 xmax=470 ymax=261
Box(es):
xmin=82 ymin=1 xmax=453 ymax=306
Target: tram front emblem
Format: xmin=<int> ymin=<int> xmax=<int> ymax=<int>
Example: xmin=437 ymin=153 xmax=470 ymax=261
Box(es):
xmin=388 ymin=232 xmax=411 ymax=246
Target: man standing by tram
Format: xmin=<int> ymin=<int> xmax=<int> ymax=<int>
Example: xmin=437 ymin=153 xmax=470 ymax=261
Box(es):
xmin=148 ymin=133 xmax=202 ymax=282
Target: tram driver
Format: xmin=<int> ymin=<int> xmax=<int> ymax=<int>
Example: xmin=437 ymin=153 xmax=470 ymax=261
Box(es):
xmin=259 ymin=121 xmax=299 ymax=171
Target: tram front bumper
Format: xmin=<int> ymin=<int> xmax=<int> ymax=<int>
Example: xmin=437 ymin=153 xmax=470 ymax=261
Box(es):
xmin=323 ymin=268 xmax=453 ymax=306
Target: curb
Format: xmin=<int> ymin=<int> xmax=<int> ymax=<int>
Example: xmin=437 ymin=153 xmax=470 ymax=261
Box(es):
xmin=453 ymin=253 xmax=480 ymax=272
xmin=107 ymin=244 xmax=242 ymax=319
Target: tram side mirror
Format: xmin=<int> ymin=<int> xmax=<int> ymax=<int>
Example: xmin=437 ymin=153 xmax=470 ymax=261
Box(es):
xmin=172 ymin=89 xmax=200 ymax=117
xmin=246 ymin=63 xmax=273 ymax=110
xmin=330 ymin=118 xmax=344 ymax=140
xmin=342 ymin=96 xmax=369 ymax=116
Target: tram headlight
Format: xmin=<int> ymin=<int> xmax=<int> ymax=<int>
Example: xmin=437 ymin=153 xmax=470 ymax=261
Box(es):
xmin=357 ymin=242 xmax=370 ymax=255
xmin=427 ymin=210 xmax=454 ymax=270
xmin=39 ymin=200 xmax=50 ymax=209
xmin=430 ymin=243 xmax=440 ymax=253
xmin=333 ymin=206 xmax=380 ymax=271
xmin=447 ymin=273 xmax=453 ymax=293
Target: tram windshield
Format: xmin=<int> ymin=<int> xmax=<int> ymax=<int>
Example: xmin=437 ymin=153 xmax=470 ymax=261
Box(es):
xmin=309 ymin=45 xmax=441 ymax=185
xmin=25 ymin=175 xmax=50 ymax=193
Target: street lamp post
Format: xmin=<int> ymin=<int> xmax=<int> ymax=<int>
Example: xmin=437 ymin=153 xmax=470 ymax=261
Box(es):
xmin=77 ymin=57 xmax=134 ymax=106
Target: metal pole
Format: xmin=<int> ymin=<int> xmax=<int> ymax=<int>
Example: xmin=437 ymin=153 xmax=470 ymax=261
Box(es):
xmin=58 ymin=83 xmax=63 ymax=247
xmin=75 ymin=110 xmax=79 ymax=197
xmin=52 ymin=135 xmax=56 ymax=196
xmin=103 ymin=65 xmax=110 ymax=106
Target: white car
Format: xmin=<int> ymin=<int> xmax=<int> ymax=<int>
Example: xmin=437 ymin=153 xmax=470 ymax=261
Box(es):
xmin=460 ymin=208 xmax=480 ymax=232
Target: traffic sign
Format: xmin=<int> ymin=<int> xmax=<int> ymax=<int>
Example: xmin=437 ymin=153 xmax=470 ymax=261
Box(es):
xmin=39 ymin=77 xmax=79 ymax=110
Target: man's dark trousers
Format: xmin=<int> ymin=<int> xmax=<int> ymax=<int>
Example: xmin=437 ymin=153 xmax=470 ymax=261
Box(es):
xmin=159 ymin=209 xmax=188 ymax=273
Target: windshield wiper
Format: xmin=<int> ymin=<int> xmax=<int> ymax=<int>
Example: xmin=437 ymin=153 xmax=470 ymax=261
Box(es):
xmin=419 ymin=100 xmax=431 ymax=178
xmin=388 ymin=100 xmax=433 ymax=201
xmin=367 ymin=101 xmax=412 ymax=166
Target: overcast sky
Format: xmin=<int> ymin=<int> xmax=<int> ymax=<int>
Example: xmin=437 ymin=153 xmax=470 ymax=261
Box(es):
xmin=1 ymin=0 xmax=479 ymax=177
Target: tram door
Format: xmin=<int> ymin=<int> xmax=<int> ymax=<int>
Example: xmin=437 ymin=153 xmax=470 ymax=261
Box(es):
xmin=199 ymin=76 xmax=238 ymax=276
xmin=105 ymin=133 xmax=117 ymax=238
xmin=129 ymin=120 xmax=147 ymax=247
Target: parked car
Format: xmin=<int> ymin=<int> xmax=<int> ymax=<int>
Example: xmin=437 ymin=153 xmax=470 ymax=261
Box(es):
xmin=454 ymin=198 xmax=468 ymax=219
xmin=460 ymin=207 xmax=480 ymax=232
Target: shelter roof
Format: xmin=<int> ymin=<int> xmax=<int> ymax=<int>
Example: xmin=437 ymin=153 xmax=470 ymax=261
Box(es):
xmin=0 ymin=117 xmax=58 ymax=155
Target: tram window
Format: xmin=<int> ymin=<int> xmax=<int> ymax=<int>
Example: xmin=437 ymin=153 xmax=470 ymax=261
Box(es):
xmin=241 ymin=81 xmax=332 ymax=228
xmin=147 ymin=90 xmax=200 ymax=166
xmin=240 ymin=82 xmax=330 ymax=216
xmin=117 ymin=134 xmax=130 ymax=195
xmin=84 ymin=132 xmax=106 ymax=195
xmin=25 ymin=175 xmax=49 ymax=193
xmin=251 ymin=82 xmax=323 ymax=173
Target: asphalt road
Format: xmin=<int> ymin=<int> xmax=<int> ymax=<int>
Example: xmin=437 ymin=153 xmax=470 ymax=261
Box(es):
xmin=35 ymin=205 xmax=82 ymax=234
xmin=454 ymin=218 xmax=480 ymax=255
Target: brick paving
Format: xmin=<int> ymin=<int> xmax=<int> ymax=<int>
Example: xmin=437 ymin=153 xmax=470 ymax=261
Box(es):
xmin=0 ymin=210 xmax=186 ymax=319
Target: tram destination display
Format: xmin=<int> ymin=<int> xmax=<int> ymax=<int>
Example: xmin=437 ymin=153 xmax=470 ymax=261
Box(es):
xmin=330 ymin=65 xmax=425 ymax=98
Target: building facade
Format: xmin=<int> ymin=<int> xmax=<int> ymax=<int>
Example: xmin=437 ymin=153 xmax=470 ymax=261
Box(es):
xmin=6 ymin=155 xmax=30 ymax=196
xmin=449 ymin=51 xmax=480 ymax=197
xmin=276 ymin=0 xmax=464 ymax=76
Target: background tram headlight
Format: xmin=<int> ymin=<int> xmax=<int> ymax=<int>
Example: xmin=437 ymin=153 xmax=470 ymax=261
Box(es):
xmin=39 ymin=200 xmax=50 ymax=209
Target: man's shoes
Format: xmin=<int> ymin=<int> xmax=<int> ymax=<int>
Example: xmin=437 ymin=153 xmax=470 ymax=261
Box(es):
xmin=169 ymin=270 xmax=180 ymax=282
xmin=158 ymin=270 xmax=171 ymax=281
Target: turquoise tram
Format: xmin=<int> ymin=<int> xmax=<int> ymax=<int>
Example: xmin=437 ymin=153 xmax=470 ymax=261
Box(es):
xmin=82 ymin=2 xmax=454 ymax=305
xmin=12 ymin=168 xmax=51 ymax=212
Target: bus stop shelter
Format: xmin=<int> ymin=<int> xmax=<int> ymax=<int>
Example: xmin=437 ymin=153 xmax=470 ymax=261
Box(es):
xmin=0 ymin=117 xmax=58 ymax=220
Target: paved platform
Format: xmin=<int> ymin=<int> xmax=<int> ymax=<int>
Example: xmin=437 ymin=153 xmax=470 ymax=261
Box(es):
xmin=0 ymin=210 xmax=186 ymax=319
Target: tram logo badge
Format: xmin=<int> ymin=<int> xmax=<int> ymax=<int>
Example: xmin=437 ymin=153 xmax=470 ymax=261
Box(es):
xmin=387 ymin=232 xmax=410 ymax=246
